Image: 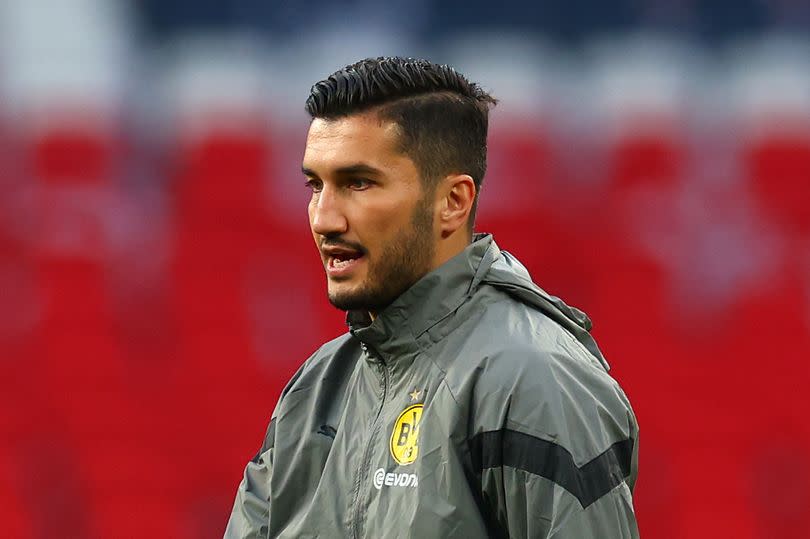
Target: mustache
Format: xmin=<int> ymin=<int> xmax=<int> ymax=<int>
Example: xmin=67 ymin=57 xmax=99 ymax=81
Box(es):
xmin=320 ymin=237 xmax=368 ymax=255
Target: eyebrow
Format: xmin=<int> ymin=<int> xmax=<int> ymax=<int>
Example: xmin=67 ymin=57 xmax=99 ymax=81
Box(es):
xmin=301 ymin=163 xmax=384 ymax=178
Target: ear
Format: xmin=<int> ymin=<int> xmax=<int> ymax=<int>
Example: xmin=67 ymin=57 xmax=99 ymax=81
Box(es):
xmin=437 ymin=174 xmax=476 ymax=239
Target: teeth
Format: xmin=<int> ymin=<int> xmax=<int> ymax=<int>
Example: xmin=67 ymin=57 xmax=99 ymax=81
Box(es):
xmin=329 ymin=254 xmax=362 ymax=270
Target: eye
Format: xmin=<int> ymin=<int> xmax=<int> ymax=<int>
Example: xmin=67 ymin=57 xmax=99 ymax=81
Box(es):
xmin=304 ymin=178 xmax=323 ymax=193
xmin=348 ymin=178 xmax=373 ymax=190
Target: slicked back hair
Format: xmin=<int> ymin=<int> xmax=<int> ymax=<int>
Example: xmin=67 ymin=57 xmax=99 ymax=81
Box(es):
xmin=305 ymin=57 xmax=497 ymax=227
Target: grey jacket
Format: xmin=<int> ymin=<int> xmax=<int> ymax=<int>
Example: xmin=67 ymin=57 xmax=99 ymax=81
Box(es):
xmin=225 ymin=234 xmax=639 ymax=538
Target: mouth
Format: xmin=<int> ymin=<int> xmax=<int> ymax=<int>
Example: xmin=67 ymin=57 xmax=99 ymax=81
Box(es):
xmin=322 ymin=244 xmax=366 ymax=278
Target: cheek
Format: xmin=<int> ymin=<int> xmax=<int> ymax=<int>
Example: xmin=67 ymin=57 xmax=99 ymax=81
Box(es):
xmin=307 ymin=205 xmax=319 ymax=238
xmin=349 ymin=192 xmax=421 ymax=246
xmin=307 ymin=202 xmax=324 ymax=237
xmin=361 ymin=211 xmax=406 ymax=248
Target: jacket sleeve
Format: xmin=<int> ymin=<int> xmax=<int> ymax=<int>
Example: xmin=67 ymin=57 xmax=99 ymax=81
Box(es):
xmin=477 ymin=428 xmax=639 ymax=538
xmin=474 ymin=348 xmax=640 ymax=538
xmin=224 ymin=418 xmax=276 ymax=539
xmin=547 ymin=432 xmax=640 ymax=538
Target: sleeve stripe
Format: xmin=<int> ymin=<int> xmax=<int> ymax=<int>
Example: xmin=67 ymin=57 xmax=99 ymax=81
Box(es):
xmin=469 ymin=429 xmax=634 ymax=508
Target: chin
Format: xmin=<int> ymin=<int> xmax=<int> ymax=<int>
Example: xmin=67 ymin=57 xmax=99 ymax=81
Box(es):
xmin=327 ymin=284 xmax=394 ymax=313
xmin=327 ymin=285 xmax=366 ymax=312
xmin=328 ymin=294 xmax=368 ymax=312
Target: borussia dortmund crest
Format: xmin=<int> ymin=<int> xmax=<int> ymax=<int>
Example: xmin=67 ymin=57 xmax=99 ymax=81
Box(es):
xmin=390 ymin=404 xmax=423 ymax=465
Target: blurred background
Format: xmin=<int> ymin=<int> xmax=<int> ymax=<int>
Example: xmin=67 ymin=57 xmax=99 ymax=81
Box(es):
xmin=1 ymin=0 xmax=809 ymax=537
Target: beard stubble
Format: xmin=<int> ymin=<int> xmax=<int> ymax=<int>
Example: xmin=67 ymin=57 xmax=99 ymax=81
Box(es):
xmin=327 ymin=194 xmax=435 ymax=313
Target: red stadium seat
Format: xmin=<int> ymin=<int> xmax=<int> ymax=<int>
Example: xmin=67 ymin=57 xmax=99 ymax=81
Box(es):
xmin=744 ymin=132 xmax=810 ymax=238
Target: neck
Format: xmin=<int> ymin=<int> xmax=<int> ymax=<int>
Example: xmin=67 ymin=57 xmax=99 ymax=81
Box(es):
xmin=431 ymin=229 xmax=472 ymax=272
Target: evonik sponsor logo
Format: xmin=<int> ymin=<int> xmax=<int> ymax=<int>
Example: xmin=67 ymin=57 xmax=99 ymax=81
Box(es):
xmin=372 ymin=468 xmax=418 ymax=490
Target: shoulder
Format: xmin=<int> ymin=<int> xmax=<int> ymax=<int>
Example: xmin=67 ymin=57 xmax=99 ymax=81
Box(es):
xmin=449 ymin=292 xmax=615 ymax=397
xmin=301 ymin=332 xmax=355 ymax=372
xmin=275 ymin=332 xmax=359 ymax=405
xmin=445 ymin=293 xmax=636 ymax=463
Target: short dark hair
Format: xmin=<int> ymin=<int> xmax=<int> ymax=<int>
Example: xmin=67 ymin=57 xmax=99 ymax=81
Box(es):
xmin=305 ymin=57 xmax=497 ymax=224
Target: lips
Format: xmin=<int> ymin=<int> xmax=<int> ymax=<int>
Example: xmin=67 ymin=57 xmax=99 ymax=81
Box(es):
xmin=321 ymin=243 xmax=366 ymax=278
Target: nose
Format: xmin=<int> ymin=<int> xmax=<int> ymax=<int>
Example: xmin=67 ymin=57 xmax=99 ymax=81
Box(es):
xmin=309 ymin=186 xmax=348 ymax=237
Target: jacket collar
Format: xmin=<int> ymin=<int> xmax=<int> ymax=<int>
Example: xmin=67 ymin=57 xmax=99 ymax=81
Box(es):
xmin=347 ymin=233 xmax=499 ymax=361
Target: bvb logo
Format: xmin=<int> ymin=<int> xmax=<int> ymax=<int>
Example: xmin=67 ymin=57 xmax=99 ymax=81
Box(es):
xmin=390 ymin=404 xmax=423 ymax=465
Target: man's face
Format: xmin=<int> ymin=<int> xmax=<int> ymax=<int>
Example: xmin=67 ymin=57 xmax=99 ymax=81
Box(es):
xmin=302 ymin=112 xmax=437 ymax=313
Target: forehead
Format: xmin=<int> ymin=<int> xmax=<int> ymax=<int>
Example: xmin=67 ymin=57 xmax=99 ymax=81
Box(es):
xmin=302 ymin=113 xmax=405 ymax=171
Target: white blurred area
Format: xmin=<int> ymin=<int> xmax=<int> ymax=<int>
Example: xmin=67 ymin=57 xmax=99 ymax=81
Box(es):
xmin=0 ymin=0 xmax=133 ymax=127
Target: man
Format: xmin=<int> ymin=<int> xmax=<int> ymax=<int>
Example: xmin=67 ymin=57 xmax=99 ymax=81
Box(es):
xmin=225 ymin=57 xmax=639 ymax=538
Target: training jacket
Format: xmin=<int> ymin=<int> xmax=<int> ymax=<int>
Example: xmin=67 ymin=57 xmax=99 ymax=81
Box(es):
xmin=225 ymin=234 xmax=639 ymax=538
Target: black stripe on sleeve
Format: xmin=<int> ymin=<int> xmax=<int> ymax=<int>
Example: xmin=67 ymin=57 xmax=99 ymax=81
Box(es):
xmin=469 ymin=429 xmax=634 ymax=508
xmin=251 ymin=417 xmax=276 ymax=464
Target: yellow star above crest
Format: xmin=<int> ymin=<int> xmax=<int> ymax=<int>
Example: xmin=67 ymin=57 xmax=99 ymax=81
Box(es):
xmin=409 ymin=389 xmax=422 ymax=402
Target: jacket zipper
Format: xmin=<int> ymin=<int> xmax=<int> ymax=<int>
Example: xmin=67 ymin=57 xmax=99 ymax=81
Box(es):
xmin=350 ymin=342 xmax=389 ymax=539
